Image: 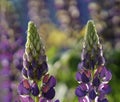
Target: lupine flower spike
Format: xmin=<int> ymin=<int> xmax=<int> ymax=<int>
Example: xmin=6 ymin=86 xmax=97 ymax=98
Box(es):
xmin=18 ymin=21 xmax=59 ymax=102
xmin=75 ymin=20 xmax=112 ymax=102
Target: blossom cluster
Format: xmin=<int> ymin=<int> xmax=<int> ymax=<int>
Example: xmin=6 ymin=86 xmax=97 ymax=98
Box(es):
xmin=18 ymin=22 xmax=58 ymax=102
xmin=75 ymin=21 xmax=112 ymax=102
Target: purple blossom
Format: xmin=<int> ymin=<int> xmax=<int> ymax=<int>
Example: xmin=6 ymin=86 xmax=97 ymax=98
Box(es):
xmin=18 ymin=22 xmax=58 ymax=102
xmin=75 ymin=20 xmax=112 ymax=101
xmin=18 ymin=79 xmax=31 ymax=95
xmin=41 ymin=74 xmax=56 ymax=100
xmin=31 ymin=82 xmax=40 ymax=96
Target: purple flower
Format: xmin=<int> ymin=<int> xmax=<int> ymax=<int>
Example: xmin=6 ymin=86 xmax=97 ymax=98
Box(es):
xmin=42 ymin=88 xmax=55 ymax=100
xmin=41 ymin=74 xmax=56 ymax=100
xmin=75 ymin=20 xmax=112 ymax=101
xmin=76 ymin=70 xmax=91 ymax=83
xmin=89 ymin=89 xmax=96 ymax=100
xmin=75 ymin=84 xmax=88 ymax=97
xmin=31 ymin=82 xmax=40 ymax=96
xmin=18 ymin=22 xmax=57 ymax=102
xmin=18 ymin=79 xmax=31 ymax=95
xmin=92 ymin=76 xmax=100 ymax=87
xmin=22 ymin=68 xmax=28 ymax=79
xmin=98 ymin=84 xmax=111 ymax=94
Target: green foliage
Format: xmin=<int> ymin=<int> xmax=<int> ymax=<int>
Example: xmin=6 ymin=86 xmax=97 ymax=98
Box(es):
xmin=106 ymin=50 xmax=120 ymax=102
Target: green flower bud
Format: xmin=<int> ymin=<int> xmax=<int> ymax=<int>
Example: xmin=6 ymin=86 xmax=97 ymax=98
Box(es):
xmin=26 ymin=21 xmax=45 ymax=62
xmin=84 ymin=20 xmax=100 ymax=50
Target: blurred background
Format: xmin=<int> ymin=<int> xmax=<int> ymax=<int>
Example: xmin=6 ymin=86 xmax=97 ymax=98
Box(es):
xmin=0 ymin=0 xmax=120 ymax=102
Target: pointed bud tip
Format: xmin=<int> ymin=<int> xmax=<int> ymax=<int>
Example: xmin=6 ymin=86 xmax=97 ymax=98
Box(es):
xmin=86 ymin=20 xmax=96 ymax=35
xmin=87 ymin=20 xmax=95 ymax=27
xmin=27 ymin=21 xmax=37 ymax=32
xmin=84 ymin=20 xmax=99 ymax=49
xmin=28 ymin=21 xmax=35 ymax=28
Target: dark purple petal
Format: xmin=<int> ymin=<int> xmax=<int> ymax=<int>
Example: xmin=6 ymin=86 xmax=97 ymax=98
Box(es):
xmin=14 ymin=58 xmax=23 ymax=70
xmin=18 ymin=80 xmax=31 ymax=95
xmin=76 ymin=72 xmax=81 ymax=82
xmin=89 ymin=89 xmax=96 ymax=100
xmin=37 ymin=62 xmax=48 ymax=80
xmin=98 ymin=98 xmax=108 ymax=102
xmin=27 ymin=68 xmax=34 ymax=79
xmin=32 ymin=60 xmax=38 ymax=69
xmin=93 ymin=76 xmax=100 ymax=87
xmin=48 ymin=76 xmax=56 ymax=88
xmin=80 ymin=83 xmax=88 ymax=91
xmin=42 ymin=88 xmax=55 ymax=100
xmin=98 ymin=56 xmax=105 ymax=66
xmin=99 ymin=84 xmax=111 ymax=94
xmin=28 ymin=64 xmax=33 ymax=70
xmin=42 ymin=85 xmax=50 ymax=93
xmin=104 ymin=70 xmax=112 ymax=82
xmin=90 ymin=60 xmax=95 ymax=69
xmin=31 ymin=82 xmax=39 ymax=96
xmin=22 ymin=68 xmax=28 ymax=79
xmin=37 ymin=68 xmax=43 ymax=80
xmin=99 ymin=66 xmax=106 ymax=78
xmin=84 ymin=53 xmax=90 ymax=60
xmin=99 ymin=66 xmax=112 ymax=82
xmin=98 ymin=92 xmax=105 ymax=100
xmin=43 ymin=74 xmax=49 ymax=83
xmin=75 ymin=86 xmax=87 ymax=97
xmin=83 ymin=59 xmax=89 ymax=69
xmin=101 ymin=98 xmax=108 ymax=102
xmin=41 ymin=61 xmax=48 ymax=71
xmin=102 ymin=84 xmax=111 ymax=94
xmin=81 ymin=72 xmax=90 ymax=83
xmin=55 ymin=100 xmax=60 ymax=102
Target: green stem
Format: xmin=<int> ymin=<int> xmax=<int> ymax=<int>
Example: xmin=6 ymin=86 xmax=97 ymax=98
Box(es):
xmin=35 ymin=96 xmax=39 ymax=102
xmin=91 ymin=66 xmax=96 ymax=102
xmin=91 ymin=69 xmax=94 ymax=80
xmin=35 ymin=80 xmax=39 ymax=102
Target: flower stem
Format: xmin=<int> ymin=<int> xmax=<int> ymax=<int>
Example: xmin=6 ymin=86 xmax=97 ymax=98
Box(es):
xmin=35 ymin=96 xmax=39 ymax=102
xmin=34 ymin=80 xmax=40 ymax=102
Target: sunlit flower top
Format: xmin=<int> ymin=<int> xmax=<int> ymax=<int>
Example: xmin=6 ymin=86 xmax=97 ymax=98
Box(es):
xmin=75 ymin=20 xmax=112 ymax=102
